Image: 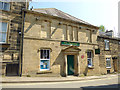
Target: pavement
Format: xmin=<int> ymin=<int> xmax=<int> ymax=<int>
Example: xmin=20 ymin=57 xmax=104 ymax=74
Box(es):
xmin=1 ymin=74 xmax=119 ymax=83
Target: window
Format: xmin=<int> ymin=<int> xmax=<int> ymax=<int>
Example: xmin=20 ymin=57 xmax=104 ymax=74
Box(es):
xmin=87 ymin=51 xmax=93 ymax=67
xmin=106 ymin=58 xmax=111 ymax=68
xmin=0 ymin=22 xmax=8 ymax=43
xmin=104 ymin=40 xmax=109 ymax=50
xmin=40 ymin=49 xmax=50 ymax=71
xmin=0 ymin=2 xmax=10 ymax=11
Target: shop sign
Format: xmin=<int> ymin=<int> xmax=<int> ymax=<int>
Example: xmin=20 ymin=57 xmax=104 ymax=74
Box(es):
xmin=61 ymin=41 xmax=80 ymax=46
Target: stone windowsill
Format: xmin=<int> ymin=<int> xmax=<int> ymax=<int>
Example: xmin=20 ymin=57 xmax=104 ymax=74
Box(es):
xmin=104 ymin=49 xmax=110 ymax=51
xmin=88 ymin=66 xmax=94 ymax=69
xmin=106 ymin=67 xmax=111 ymax=69
xmin=37 ymin=70 xmax=52 ymax=74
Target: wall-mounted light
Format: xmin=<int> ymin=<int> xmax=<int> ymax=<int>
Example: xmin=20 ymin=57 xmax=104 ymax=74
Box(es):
xmin=92 ymin=30 xmax=95 ymax=32
xmin=35 ymin=17 xmax=40 ymax=21
xmin=58 ymin=22 xmax=62 ymax=25
xmin=30 ymin=6 xmax=33 ymax=10
xmin=86 ymin=28 xmax=89 ymax=30
xmin=19 ymin=32 xmax=21 ymax=35
xmin=79 ymin=27 xmax=81 ymax=29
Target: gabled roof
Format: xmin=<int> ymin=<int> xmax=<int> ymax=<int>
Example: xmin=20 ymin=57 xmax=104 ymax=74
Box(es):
xmin=32 ymin=8 xmax=98 ymax=28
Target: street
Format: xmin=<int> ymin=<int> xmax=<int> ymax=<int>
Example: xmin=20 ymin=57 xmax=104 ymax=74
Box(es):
xmin=2 ymin=76 xmax=119 ymax=88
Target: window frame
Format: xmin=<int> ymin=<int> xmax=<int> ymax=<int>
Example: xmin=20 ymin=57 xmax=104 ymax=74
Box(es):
xmin=106 ymin=57 xmax=111 ymax=68
xmin=40 ymin=49 xmax=50 ymax=71
xmin=0 ymin=22 xmax=8 ymax=43
xmin=0 ymin=1 xmax=10 ymax=11
xmin=87 ymin=51 xmax=93 ymax=67
xmin=104 ymin=39 xmax=110 ymax=50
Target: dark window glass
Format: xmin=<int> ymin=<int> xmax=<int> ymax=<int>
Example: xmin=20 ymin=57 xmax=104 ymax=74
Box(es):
xmin=40 ymin=50 xmax=43 ymax=59
xmin=47 ymin=50 xmax=49 ymax=59
xmin=87 ymin=52 xmax=91 ymax=58
xmin=44 ymin=50 xmax=47 ymax=59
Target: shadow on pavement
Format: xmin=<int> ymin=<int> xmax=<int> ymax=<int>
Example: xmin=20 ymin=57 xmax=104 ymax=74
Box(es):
xmin=81 ymin=84 xmax=120 ymax=90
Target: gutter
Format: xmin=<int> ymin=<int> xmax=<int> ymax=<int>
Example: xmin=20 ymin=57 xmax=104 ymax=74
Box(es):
xmin=98 ymin=35 xmax=120 ymax=41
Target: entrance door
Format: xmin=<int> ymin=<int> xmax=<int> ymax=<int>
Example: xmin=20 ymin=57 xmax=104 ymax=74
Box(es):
xmin=113 ymin=60 xmax=118 ymax=72
xmin=67 ymin=55 xmax=74 ymax=75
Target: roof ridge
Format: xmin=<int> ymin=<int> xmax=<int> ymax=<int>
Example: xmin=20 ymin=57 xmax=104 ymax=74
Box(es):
xmin=33 ymin=8 xmax=56 ymax=10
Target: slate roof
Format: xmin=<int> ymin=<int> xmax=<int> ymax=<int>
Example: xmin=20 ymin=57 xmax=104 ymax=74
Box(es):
xmin=98 ymin=35 xmax=120 ymax=41
xmin=33 ymin=8 xmax=97 ymax=27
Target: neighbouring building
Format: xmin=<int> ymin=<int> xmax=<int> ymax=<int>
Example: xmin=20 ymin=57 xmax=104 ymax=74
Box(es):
xmin=97 ymin=35 xmax=120 ymax=74
xmin=99 ymin=30 xmax=114 ymax=37
xmin=0 ymin=1 xmax=29 ymax=76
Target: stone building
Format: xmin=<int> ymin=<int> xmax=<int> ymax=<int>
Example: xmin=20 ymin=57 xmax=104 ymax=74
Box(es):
xmin=0 ymin=1 xmax=29 ymax=76
xmin=97 ymin=35 xmax=120 ymax=74
xmin=2 ymin=1 xmax=119 ymax=77
xmin=21 ymin=8 xmax=100 ymax=77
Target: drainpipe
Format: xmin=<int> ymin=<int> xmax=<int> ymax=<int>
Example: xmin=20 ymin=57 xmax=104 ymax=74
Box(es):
xmin=19 ymin=10 xmax=25 ymax=77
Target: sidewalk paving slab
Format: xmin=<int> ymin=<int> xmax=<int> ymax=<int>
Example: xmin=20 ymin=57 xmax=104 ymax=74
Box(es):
xmin=1 ymin=74 xmax=118 ymax=83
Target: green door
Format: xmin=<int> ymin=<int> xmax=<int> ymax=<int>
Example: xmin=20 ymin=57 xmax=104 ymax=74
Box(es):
xmin=67 ymin=55 xmax=74 ymax=75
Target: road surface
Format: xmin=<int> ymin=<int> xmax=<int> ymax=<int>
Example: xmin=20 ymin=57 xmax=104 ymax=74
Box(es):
xmin=2 ymin=76 xmax=119 ymax=88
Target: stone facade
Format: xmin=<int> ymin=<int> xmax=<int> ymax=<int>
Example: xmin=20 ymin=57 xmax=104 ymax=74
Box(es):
xmin=1 ymin=1 xmax=119 ymax=77
xmin=22 ymin=10 xmax=100 ymax=77
xmin=97 ymin=36 xmax=120 ymax=74
xmin=1 ymin=1 xmax=29 ymax=76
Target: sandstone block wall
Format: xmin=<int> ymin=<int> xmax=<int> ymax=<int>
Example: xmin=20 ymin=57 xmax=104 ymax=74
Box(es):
xmin=1 ymin=2 xmax=28 ymax=75
xmin=98 ymin=37 xmax=119 ymax=74
xmin=22 ymin=12 xmax=100 ymax=76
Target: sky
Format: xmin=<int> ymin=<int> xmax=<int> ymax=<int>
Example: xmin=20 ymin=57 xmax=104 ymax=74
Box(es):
xmin=29 ymin=0 xmax=119 ymax=37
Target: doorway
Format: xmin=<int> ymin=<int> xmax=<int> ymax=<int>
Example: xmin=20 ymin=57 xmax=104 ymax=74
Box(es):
xmin=6 ymin=64 xmax=19 ymax=76
xmin=67 ymin=55 xmax=74 ymax=75
xmin=113 ymin=59 xmax=118 ymax=72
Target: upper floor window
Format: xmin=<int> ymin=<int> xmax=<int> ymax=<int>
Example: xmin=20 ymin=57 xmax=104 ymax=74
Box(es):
xmin=0 ymin=2 xmax=10 ymax=11
xmin=40 ymin=49 xmax=50 ymax=71
xmin=0 ymin=22 xmax=8 ymax=43
xmin=87 ymin=51 xmax=93 ymax=67
xmin=104 ymin=40 xmax=109 ymax=50
xmin=106 ymin=58 xmax=111 ymax=68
